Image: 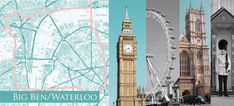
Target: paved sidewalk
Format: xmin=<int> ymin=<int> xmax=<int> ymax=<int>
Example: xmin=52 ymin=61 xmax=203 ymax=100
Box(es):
xmin=211 ymin=95 xmax=234 ymax=106
xmin=180 ymin=95 xmax=234 ymax=106
xmin=180 ymin=104 xmax=210 ymax=106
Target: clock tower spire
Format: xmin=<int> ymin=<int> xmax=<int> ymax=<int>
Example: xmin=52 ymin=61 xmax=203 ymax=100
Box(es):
xmin=124 ymin=5 xmax=129 ymax=19
xmin=116 ymin=6 xmax=145 ymax=106
xmin=121 ymin=6 xmax=134 ymax=36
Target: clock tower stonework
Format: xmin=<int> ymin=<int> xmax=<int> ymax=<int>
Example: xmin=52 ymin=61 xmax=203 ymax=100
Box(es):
xmin=116 ymin=7 xmax=145 ymax=106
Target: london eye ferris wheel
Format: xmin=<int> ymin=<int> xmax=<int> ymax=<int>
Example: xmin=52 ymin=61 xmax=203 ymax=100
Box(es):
xmin=146 ymin=8 xmax=177 ymax=104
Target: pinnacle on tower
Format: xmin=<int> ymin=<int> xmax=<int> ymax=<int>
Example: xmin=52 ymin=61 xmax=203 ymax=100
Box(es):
xmin=189 ymin=0 xmax=192 ymax=10
xmin=200 ymin=2 xmax=203 ymax=10
xmin=124 ymin=5 xmax=129 ymax=20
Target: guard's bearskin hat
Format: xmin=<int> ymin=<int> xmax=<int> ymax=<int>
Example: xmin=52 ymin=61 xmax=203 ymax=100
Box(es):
xmin=218 ymin=39 xmax=228 ymax=50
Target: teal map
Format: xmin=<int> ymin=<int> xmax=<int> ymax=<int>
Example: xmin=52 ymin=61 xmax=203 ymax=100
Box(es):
xmin=0 ymin=0 xmax=109 ymax=105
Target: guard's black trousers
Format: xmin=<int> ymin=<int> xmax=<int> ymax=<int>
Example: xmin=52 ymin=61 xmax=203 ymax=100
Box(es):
xmin=218 ymin=75 xmax=228 ymax=95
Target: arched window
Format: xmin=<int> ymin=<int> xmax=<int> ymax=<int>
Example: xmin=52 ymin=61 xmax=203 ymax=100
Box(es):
xmin=195 ymin=19 xmax=201 ymax=32
xmin=180 ymin=51 xmax=190 ymax=76
xmin=182 ymin=90 xmax=190 ymax=96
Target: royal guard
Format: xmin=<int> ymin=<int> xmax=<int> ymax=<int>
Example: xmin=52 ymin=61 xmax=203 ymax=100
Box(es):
xmin=216 ymin=39 xmax=231 ymax=96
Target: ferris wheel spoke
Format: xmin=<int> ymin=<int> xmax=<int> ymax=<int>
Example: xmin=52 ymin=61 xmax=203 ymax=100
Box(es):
xmin=147 ymin=58 xmax=160 ymax=85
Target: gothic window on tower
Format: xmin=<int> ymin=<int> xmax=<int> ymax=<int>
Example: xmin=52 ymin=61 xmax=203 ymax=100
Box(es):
xmin=195 ymin=19 xmax=201 ymax=32
xmin=180 ymin=51 xmax=190 ymax=76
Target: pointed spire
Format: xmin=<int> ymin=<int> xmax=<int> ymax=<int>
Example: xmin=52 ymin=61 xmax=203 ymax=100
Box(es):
xmin=200 ymin=2 xmax=203 ymax=10
xmin=124 ymin=5 xmax=129 ymax=19
xmin=189 ymin=0 xmax=192 ymax=9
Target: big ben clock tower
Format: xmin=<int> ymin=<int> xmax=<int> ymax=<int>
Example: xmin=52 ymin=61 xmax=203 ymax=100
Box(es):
xmin=116 ymin=6 xmax=145 ymax=106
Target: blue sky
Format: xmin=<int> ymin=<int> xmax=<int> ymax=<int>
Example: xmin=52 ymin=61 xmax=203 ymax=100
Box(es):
xmin=180 ymin=0 xmax=211 ymax=52
xmin=109 ymin=0 xmax=146 ymax=105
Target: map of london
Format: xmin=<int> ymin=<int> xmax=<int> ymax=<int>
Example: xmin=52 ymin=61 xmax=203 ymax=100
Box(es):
xmin=0 ymin=0 xmax=109 ymax=105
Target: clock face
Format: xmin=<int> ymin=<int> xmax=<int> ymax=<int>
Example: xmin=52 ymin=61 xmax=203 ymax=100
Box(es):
xmin=196 ymin=38 xmax=202 ymax=45
xmin=123 ymin=44 xmax=133 ymax=54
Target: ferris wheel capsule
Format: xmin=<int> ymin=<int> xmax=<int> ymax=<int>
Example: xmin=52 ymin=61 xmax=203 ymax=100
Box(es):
xmin=156 ymin=10 xmax=161 ymax=13
xmin=161 ymin=14 xmax=166 ymax=17
xmin=168 ymin=27 xmax=174 ymax=31
xmin=146 ymin=54 xmax=154 ymax=58
xmin=149 ymin=8 xmax=155 ymax=12
xmin=171 ymin=55 xmax=176 ymax=60
xmin=162 ymin=84 xmax=167 ymax=87
xmin=165 ymin=20 xmax=170 ymax=23
xmin=171 ymin=46 xmax=176 ymax=49
xmin=169 ymin=66 xmax=174 ymax=70
xmin=170 ymin=36 xmax=175 ymax=40
xmin=166 ymin=75 xmax=171 ymax=79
